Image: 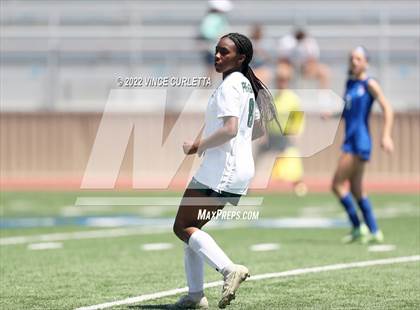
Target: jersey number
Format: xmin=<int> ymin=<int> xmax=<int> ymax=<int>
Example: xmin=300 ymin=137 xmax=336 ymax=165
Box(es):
xmin=247 ymin=98 xmax=254 ymax=128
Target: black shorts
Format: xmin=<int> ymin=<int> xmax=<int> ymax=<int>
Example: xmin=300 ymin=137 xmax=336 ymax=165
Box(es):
xmin=184 ymin=178 xmax=242 ymax=206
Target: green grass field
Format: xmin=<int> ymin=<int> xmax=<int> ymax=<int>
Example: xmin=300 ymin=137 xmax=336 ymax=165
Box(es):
xmin=1 ymin=191 xmax=419 ymax=309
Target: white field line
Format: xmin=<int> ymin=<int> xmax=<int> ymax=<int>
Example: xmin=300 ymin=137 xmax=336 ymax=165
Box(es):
xmin=249 ymin=243 xmax=280 ymax=252
xmin=368 ymin=244 xmax=396 ymax=252
xmin=0 ymin=227 xmax=170 ymax=246
xmin=0 ymin=217 xmax=350 ymax=246
xmin=75 ymin=255 xmax=420 ymax=310
xmin=27 ymin=242 xmax=63 ymax=250
xmin=0 ymin=223 xmax=247 ymax=246
xmin=75 ymin=197 xmax=264 ymax=206
xmin=141 ymin=243 xmax=174 ymax=251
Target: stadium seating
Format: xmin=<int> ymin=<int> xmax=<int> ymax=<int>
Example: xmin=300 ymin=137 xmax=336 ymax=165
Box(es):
xmin=1 ymin=0 xmax=419 ymax=111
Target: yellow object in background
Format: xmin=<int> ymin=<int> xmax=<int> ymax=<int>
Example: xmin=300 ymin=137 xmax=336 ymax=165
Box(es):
xmin=271 ymin=146 xmax=304 ymax=182
xmin=268 ymin=89 xmax=305 ymax=136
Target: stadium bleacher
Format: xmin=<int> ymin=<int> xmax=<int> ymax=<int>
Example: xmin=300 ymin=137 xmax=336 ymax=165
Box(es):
xmin=1 ymin=0 xmax=419 ymax=111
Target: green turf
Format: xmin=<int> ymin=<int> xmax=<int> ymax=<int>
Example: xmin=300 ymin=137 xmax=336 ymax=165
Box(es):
xmin=0 ymin=192 xmax=419 ymax=309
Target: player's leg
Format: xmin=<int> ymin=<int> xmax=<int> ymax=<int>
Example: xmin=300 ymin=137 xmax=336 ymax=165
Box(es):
xmin=173 ymin=185 xmax=218 ymax=242
xmin=349 ymin=155 xmax=367 ymax=201
xmin=177 ymin=216 xmax=249 ymax=310
xmin=193 ymin=193 xmax=250 ymax=309
xmin=174 ymin=184 xmax=248 ymax=308
xmin=177 ymin=210 xmax=236 ymax=275
xmin=187 ymin=222 xmax=249 ymax=309
xmin=174 ymin=243 xmax=208 ymax=309
xmin=173 ymin=187 xmax=220 ymax=309
xmin=174 ymin=192 xmax=239 ymax=275
xmin=173 ymin=184 xmax=249 ymax=308
xmin=350 ymin=157 xmax=383 ymax=243
xmin=332 ymin=153 xmax=361 ymax=229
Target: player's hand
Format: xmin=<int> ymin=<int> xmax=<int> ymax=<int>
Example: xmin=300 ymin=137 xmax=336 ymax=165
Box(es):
xmin=183 ymin=141 xmax=198 ymax=155
xmin=381 ymin=135 xmax=394 ymax=153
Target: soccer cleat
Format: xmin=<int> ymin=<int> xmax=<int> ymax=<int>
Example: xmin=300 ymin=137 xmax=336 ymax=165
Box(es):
xmin=371 ymin=230 xmax=384 ymax=243
xmin=218 ymin=264 xmax=250 ymax=309
xmin=172 ymin=294 xmax=209 ymax=309
xmin=342 ymin=223 xmax=369 ymax=244
xmin=362 ymin=230 xmax=384 ymax=244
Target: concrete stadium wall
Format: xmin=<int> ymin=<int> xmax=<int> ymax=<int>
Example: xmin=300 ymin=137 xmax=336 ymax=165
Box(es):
xmin=0 ymin=112 xmax=419 ymax=190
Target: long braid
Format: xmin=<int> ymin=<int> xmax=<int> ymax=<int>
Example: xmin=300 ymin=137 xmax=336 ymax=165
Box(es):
xmin=222 ymin=33 xmax=282 ymax=133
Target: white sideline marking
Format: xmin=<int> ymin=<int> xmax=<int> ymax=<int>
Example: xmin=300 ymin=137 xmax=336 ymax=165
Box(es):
xmin=0 ymin=227 xmax=170 ymax=246
xmin=250 ymin=243 xmax=280 ymax=252
xmin=255 ymin=218 xmax=346 ymax=228
xmin=141 ymin=243 xmax=173 ymax=251
xmin=75 ymin=197 xmax=264 ymax=206
xmin=0 ymin=223 xmax=244 ymax=246
xmin=0 ymin=217 xmax=349 ymax=246
xmin=75 ymin=255 xmax=420 ymax=310
xmin=299 ymin=203 xmax=419 ymax=219
xmin=27 ymin=242 xmax=63 ymax=250
xmin=376 ymin=204 xmax=419 ymax=218
xmin=368 ymin=244 xmax=396 ymax=252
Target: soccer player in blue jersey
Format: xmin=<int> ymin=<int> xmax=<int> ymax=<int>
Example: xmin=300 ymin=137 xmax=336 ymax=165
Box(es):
xmin=331 ymin=46 xmax=394 ymax=244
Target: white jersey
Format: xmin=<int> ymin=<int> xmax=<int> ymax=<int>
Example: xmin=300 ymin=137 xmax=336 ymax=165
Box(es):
xmin=194 ymin=71 xmax=260 ymax=195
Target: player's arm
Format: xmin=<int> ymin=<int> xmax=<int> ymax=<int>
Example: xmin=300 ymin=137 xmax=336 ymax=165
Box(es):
xmin=183 ymin=116 xmax=238 ymax=155
xmin=368 ymin=79 xmax=394 ymax=153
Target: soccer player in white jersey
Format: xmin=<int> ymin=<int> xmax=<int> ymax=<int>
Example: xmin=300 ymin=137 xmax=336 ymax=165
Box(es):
xmin=172 ymin=33 xmax=281 ymax=309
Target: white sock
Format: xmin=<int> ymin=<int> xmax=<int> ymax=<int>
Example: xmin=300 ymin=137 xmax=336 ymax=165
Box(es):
xmin=188 ymin=230 xmax=234 ymax=274
xmin=184 ymin=244 xmax=204 ymax=295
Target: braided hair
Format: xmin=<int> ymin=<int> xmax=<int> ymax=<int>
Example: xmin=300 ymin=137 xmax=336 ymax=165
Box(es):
xmin=221 ymin=32 xmax=282 ymax=132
